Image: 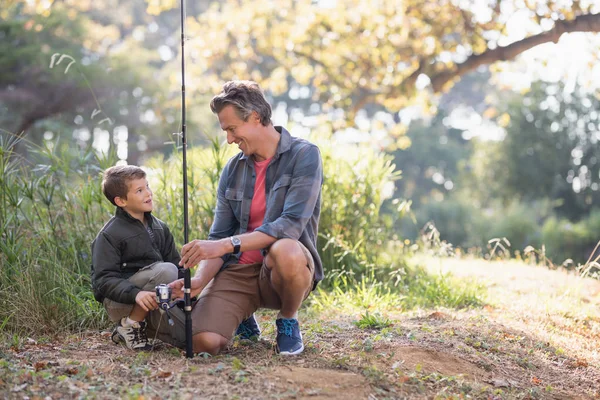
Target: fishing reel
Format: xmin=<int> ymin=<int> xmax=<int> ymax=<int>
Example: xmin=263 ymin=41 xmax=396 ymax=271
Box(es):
xmin=155 ymin=284 xmax=175 ymax=326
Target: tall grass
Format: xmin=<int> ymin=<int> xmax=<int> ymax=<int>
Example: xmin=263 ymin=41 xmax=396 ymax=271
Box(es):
xmin=0 ymin=136 xmax=112 ymax=334
xmin=1 ymin=133 xmax=485 ymax=335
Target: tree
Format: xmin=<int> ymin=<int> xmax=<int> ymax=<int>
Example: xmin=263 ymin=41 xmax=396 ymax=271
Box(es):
xmin=154 ymin=0 xmax=599 ymax=121
xmin=0 ymin=1 xmax=175 ymax=162
xmin=392 ymin=111 xmax=471 ymax=207
xmin=465 ymin=81 xmax=600 ymax=220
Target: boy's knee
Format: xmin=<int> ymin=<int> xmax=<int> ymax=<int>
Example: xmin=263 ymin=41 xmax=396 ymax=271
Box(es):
xmin=151 ymin=262 xmax=179 ymax=284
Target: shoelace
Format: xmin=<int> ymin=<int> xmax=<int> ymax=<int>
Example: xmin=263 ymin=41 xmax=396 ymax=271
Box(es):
xmin=278 ymin=319 xmax=297 ymax=337
xmin=238 ymin=323 xmax=254 ymax=336
xmin=132 ymin=325 xmax=148 ymax=346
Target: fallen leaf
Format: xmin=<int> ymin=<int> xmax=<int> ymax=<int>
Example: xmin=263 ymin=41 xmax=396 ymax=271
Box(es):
xmin=157 ymin=371 xmax=172 ymax=378
xmin=531 ymin=376 xmax=542 ymax=385
xmin=34 ymin=361 xmax=48 ymax=372
xmin=65 ymin=367 xmax=79 ymax=376
xmin=428 ymin=311 xmax=447 ymax=319
xmin=570 ymin=358 xmax=589 ymax=368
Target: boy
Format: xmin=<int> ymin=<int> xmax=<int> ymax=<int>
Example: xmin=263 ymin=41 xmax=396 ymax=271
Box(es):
xmin=91 ymin=165 xmax=181 ymax=350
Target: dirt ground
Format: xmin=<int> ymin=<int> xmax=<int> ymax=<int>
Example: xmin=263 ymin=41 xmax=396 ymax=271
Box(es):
xmin=2 ymin=257 xmax=600 ymax=399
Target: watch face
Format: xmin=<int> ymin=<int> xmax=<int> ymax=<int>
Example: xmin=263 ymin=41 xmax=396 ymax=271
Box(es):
xmin=232 ymin=236 xmax=241 ymax=245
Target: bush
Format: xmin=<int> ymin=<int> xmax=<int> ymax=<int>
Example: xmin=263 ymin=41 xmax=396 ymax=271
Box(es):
xmin=540 ymin=214 xmax=600 ymax=264
xmin=1 ymin=133 xmax=484 ymax=335
xmin=0 ymin=138 xmax=112 ymax=334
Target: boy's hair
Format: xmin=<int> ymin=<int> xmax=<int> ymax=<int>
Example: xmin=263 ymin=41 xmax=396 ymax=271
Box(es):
xmin=210 ymin=80 xmax=272 ymax=126
xmin=102 ymin=165 xmax=146 ymax=206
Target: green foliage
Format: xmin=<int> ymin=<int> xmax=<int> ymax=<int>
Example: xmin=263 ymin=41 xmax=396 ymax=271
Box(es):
xmin=539 ymin=212 xmax=600 ymax=264
xmin=173 ymin=0 xmax=596 ymax=118
xmin=310 ymin=263 xmax=484 ymax=314
xmin=392 ymin=113 xmax=471 ymax=207
xmin=466 ymin=81 xmax=600 ymax=220
xmin=354 ymin=311 xmax=392 ymax=330
xmin=0 ymin=131 xmax=487 ymax=335
xmin=143 ymin=137 xmax=238 ymax=246
xmin=0 ymin=137 xmax=112 ymax=334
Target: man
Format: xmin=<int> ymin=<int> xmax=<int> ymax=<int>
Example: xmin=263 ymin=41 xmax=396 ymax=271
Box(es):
xmin=170 ymin=80 xmax=323 ymax=356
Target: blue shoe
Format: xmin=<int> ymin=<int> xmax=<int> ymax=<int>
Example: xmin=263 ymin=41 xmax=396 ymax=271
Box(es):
xmin=275 ymin=318 xmax=304 ymax=355
xmin=235 ymin=314 xmax=261 ymax=340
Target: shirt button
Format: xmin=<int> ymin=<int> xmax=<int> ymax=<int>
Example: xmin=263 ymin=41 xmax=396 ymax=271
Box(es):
xmin=122 ymin=263 xmax=127 ymax=267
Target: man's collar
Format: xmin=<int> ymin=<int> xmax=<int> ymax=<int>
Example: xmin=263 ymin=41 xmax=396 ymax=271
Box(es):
xmin=240 ymin=126 xmax=291 ymax=161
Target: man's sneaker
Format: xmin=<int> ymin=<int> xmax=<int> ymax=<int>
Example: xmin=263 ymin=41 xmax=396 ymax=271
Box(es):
xmin=275 ymin=318 xmax=304 ymax=355
xmin=235 ymin=314 xmax=261 ymax=340
xmin=111 ymin=318 xmax=152 ymax=351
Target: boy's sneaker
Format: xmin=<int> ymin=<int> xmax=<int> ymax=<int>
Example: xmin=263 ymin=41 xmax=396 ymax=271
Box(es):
xmin=275 ymin=318 xmax=304 ymax=355
xmin=111 ymin=318 xmax=152 ymax=351
xmin=235 ymin=314 xmax=261 ymax=340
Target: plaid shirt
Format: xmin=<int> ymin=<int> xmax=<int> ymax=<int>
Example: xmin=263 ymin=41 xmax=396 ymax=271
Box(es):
xmin=208 ymin=126 xmax=324 ymax=286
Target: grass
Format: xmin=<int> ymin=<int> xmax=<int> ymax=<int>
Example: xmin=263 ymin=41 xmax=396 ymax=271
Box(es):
xmin=1 ymin=256 xmax=599 ymax=399
xmin=0 ymin=133 xmax=422 ymax=336
xmin=6 ymin=133 xmax=597 ymax=397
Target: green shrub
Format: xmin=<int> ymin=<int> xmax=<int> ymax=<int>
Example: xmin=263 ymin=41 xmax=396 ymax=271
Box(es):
xmin=0 ymin=133 xmax=485 ymax=335
xmin=540 ymin=215 xmax=597 ymax=264
xmin=0 ymin=137 xmax=112 ymax=334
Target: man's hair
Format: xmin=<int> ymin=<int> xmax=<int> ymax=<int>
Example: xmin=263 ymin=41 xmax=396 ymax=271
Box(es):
xmin=102 ymin=165 xmax=146 ymax=206
xmin=210 ymin=80 xmax=272 ymax=126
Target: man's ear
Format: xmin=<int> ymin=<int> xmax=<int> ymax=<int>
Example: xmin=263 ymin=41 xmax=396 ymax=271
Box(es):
xmin=252 ymin=111 xmax=260 ymax=124
xmin=114 ymin=196 xmax=127 ymax=207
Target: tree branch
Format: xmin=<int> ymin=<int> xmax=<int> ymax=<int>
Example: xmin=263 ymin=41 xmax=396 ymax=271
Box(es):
xmin=428 ymin=13 xmax=600 ymax=92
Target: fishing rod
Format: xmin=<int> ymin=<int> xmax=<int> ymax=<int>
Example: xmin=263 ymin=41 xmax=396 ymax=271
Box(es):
xmin=180 ymin=0 xmax=193 ymax=359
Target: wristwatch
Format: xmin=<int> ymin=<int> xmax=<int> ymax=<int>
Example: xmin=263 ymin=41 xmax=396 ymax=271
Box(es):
xmin=230 ymin=236 xmax=241 ymax=255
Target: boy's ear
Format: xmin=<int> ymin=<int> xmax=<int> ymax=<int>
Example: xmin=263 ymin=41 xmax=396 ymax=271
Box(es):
xmin=114 ymin=196 xmax=127 ymax=207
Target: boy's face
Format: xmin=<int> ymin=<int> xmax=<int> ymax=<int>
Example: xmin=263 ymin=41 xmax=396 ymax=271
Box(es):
xmin=115 ymin=177 xmax=153 ymax=217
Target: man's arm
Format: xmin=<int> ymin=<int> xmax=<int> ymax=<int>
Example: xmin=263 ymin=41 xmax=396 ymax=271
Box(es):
xmin=169 ymin=257 xmax=223 ymax=298
xmin=179 ymin=231 xmax=276 ymax=268
xmin=208 ymin=162 xmax=238 ymax=241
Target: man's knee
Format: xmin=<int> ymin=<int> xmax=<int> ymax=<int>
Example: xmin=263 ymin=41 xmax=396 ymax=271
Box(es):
xmin=151 ymin=262 xmax=179 ymax=284
xmin=192 ymin=332 xmax=228 ymax=355
xmin=268 ymin=239 xmax=307 ymax=273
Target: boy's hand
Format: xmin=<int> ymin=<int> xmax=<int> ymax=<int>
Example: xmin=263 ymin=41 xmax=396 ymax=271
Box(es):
xmin=135 ymin=290 xmax=158 ymax=312
xmin=168 ymin=277 xmax=203 ymax=299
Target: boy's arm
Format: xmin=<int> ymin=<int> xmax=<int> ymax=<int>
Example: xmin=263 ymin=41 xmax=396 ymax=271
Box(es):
xmin=92 ymin=232 xmax=141 ymax=304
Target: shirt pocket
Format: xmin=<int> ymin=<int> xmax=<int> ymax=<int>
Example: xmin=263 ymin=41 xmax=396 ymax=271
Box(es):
xmin=225 ymin=188 xmax=244 ymax=220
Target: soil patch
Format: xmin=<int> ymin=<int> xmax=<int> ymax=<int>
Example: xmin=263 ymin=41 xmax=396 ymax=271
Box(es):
xmin=270 ymin=366 xmax=371 ymax=399
xmin=393 ymin=345 xmax=489 ymax=381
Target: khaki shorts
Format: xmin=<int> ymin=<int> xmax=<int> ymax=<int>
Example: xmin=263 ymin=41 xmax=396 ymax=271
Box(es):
xmin=188 ymin=240 xmax=315 ymax=340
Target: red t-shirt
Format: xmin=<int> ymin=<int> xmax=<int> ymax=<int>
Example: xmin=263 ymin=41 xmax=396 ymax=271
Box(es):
xmin=239 ymin=157 xmax=271 ymax=264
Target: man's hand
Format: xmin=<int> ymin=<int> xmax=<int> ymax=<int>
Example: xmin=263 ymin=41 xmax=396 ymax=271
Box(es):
xmin=168 ymin=277 xmax=204 ymax=299
xmin=179 ymin=239 xmax=230 ymax=268
xmin=135 ymin=290 xmax=158 ymax=312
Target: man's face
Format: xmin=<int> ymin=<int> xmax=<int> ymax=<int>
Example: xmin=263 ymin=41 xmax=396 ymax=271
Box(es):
xmin=217 ymin=105 xmax=261 ymax=157
xmin=117 ymin=177 xmax=153 ymax=215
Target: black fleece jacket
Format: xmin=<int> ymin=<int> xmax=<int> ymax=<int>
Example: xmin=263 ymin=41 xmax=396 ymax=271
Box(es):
xmin=91 ymin=207 xmax=181 ymax=304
